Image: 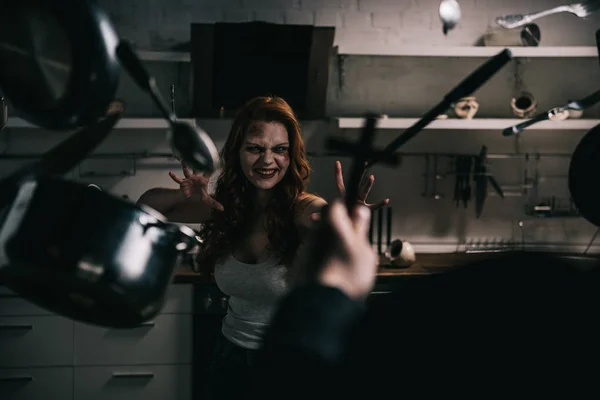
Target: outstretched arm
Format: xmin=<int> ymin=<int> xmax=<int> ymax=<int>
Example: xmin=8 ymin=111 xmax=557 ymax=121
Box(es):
xmin=137 ymin=162 xmax=223 ymax=223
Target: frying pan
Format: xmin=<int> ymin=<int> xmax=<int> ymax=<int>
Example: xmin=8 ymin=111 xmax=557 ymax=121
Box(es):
xmin=0 ymin=0 xmax=120 ymax=130
xmin=568 ymin=30 xmax=600 ymax=227
xmin=569 ymin=123 xmax=600 ymax=227
xmin=0 ymin=0 xmax=220 ymax=173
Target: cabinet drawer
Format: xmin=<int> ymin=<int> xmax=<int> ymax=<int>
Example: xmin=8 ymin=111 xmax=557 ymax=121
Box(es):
xmin=162 ymin=285 xmax=192 ymax=314
xmin=0 ymin=316 xmax=74 ymax=368
xmin=74 ymin=365 xmax=191 ymax=400
xmin=0 ymin=285 xmax=191 ymax=316
xmin=0 ymin=287 xmax=53 ymax=316
xmin=74 ymin=314 xmax=192 ymax=366
xmin=0 ymin=367 xmax=73 ymax=400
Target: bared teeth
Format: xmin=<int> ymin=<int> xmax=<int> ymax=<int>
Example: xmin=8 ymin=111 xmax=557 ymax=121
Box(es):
xmin=256 ymin=169 xmax=276 ymax=177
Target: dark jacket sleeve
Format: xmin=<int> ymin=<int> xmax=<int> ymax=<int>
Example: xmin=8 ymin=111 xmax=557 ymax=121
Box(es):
xmin=250 ymin=284 xmax=365 ymax=398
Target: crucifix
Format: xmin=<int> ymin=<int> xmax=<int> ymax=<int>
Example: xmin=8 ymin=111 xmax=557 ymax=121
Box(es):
xmin=325 ymin=113 xmax=400 ymax=214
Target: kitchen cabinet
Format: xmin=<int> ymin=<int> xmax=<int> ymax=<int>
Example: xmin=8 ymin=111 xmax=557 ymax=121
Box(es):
xmin=0 ymin=284 xmax=193 ymax=400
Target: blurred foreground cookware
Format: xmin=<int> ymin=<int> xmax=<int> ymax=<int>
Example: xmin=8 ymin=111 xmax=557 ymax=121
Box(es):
xmin=569 ymin=123 xmax=600 ymax=228
xmin=0 ymin=0 xmax=120 ymax=130
xmin=0 ymin=98 xmax=198 ymax=328
xmin=0 ymin=102 xmax=198 ymax=328
xmin=0 ymin=176 xmax=197 ymax=328
xmin=0 ymin=0 xmax=214 ymax=328
xmin=0 ymin=0 xmax=220 ymax=174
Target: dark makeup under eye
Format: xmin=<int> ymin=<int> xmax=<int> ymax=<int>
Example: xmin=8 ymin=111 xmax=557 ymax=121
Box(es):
xmin=245 ymin=145 xmax=289 ymax=154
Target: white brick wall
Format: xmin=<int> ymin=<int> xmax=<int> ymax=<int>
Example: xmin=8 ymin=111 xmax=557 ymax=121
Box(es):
xmin=2 ymin=0 xmax=599 ymax=252
xmin=99 ymin=0 xmax=600 ymax=48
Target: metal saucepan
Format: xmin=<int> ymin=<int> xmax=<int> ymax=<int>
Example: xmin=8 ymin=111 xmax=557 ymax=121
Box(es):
xmin=569 ymin=123 xmax=600 ymax=228
xmin=0 ymin=0 xmax=120 ymax=130
xmin=0 ymin=175 xmax=198 ymax=328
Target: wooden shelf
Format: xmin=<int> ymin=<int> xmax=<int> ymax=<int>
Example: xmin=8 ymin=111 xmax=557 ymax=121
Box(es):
xmin=337 ymin=118 xmax=600 ymax=130
xmin=335 ymin=45 xmax=598 ymax=58
xmin=7 ymin=117 xmax=597 ymax=131
xmin=132 ymin=46 xmax=598 ymax=62
xmin=4 ymin=117 xmax=196 ymax=130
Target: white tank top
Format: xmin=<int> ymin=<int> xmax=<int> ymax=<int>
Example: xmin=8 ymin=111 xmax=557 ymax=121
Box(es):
xmin=214 ymin=255 xmax=289 ymax=350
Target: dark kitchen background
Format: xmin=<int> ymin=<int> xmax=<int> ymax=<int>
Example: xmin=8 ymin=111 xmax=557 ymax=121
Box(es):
xmin=0 ymin=1 xmax=599 ymax=398
xmin=2 ymin=0 xmax=599 ymax=253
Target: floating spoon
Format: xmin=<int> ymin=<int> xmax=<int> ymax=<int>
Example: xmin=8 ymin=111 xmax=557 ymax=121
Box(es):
xmin=115 ymin=41 xmax=220 ymax=173
xmin=439 ymin=0 xmax=462 ymax=34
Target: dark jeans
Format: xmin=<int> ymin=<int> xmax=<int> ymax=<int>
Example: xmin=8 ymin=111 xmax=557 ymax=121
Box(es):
xmin=205 ymin=332 xmax=259 ymax=400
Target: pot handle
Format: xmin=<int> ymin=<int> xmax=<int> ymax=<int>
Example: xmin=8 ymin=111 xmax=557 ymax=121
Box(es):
xmin=138 ymin=215 xmax=200 ymax=252
xmin=172 ymin=225 xmax=201 ymax=253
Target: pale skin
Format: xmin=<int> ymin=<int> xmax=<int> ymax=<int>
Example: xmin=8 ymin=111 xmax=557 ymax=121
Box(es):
xmin=308 ymin=201 xmax=378 ymax=301
xmin=137 ymin=120 xmax=389 ymax=264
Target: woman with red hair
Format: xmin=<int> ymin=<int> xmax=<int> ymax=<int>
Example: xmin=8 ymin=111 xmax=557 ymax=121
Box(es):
xmin=138 ymin=95 xmax=387 ymax=399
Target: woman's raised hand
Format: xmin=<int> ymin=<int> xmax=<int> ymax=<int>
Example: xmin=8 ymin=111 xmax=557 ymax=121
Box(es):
xmin=169 ymin=162 xmax=224 ymax=211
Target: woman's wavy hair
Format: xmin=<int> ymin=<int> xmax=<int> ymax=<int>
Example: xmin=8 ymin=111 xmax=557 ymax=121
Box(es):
xmin=196 ymin=96 xmax=311 ymax=272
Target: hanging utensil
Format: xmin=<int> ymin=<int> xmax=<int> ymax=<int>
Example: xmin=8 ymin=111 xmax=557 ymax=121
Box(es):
xmin=431 ymin=155 xmax=444 ymax=200
xmin=115 ymin=41 xmax=219 ymax=174
xmin=462 ymin=156 xmax=472 ymax=209
xmin=453 ymin=156 xmax=462 ymax=207
xmin=169 ymin=84 xmax=183 ymax=162
xmin=474 ymin=146 xmax=505 ymax=219
xmin=495 ymin=1 xmax=600 ymax=29
xmin=503 ymin=89 xmax=600 ymax=136
xmin=421 ymin=155 xmax=431 ymax=198
xmin=170 ymin=84 xmax=176 ymax=118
